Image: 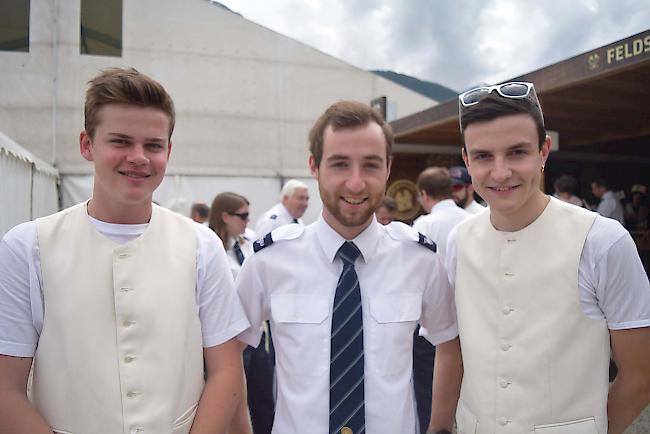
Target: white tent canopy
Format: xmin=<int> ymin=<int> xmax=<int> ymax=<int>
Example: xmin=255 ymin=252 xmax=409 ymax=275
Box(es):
xmin=0 ymin=131 xmax=59 ymax=237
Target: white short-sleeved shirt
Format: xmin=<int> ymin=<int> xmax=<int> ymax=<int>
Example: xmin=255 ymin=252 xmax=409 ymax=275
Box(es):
xmin=596 ymin=190 xmax=625 ymax=225
xmin=413 ymin=199 xmax=471 ymax=257
xmin=254 ymin=203 xmax=303 ymax=238
xmin=464 ymin=200 xmax=486 ymax=215
xmin=0 ymin=213 xmax=250 ymax=357
xmin=236 ymin=216 xmax=457 ymax=434
xmin=446 ymin=204 xmax=650 ymax=330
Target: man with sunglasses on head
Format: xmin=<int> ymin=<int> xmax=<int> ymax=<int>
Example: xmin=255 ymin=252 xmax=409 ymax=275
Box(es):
xmin=446 ymin=82 xmax=650 ymax=434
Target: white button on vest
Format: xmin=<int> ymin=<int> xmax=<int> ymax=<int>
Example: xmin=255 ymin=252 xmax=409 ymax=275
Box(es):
xmin=501 ymin=306 xmax=512 ymax=315
xmin=498 ymin=417 xmax=509 ymax=426
xmin=124 ymin=355 xmax=136 ymax=363
xmin=123 ymin=320 xmax=136 ymax=327
xmin=126 ymin=391 xmax=140 ymax=399
xmin=130 ymin=427 xmax=144 ymax=433
xmin=501 ymin=343 xmax=511 ymax=351
xmin=499 ymin=378 xmax=509 ymax=388
xmin=118 ymin=253 xmax=130 ymax=259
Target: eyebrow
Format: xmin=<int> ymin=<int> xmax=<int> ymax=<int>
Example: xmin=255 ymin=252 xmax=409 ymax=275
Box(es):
xmin=107 ymin=132 xmax=166 ymax=143
xmin=327 ymin=153 xmax=385 ymax=161
xmin=468 ymin=142 xmax=531 ymax=157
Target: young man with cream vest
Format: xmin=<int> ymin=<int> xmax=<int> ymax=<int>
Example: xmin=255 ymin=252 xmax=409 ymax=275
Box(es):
xmin=446 ymin=82 xmax=650 ymax=434
xmin=0 ymin=68 xmax=250 ymax=434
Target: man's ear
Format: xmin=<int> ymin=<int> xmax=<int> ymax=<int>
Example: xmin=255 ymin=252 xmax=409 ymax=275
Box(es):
xmin=540 ymin=135 xmax=551 ymax=165
xmin=386 ymin=157 xmax=392 ymax=181
xmin=308 ymin=154 xmax=319 ymax=179
xmin=462 ymin=147 xmax=470 ymax=175
xmin=167 ymin=141 xmax=172 ymax=160
xmin=80 ymin=131 xmax=94 ymax=162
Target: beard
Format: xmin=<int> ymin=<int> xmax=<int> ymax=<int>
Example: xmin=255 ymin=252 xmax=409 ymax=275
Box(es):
xmin=318 ymin=184 xmax=384 ymax=229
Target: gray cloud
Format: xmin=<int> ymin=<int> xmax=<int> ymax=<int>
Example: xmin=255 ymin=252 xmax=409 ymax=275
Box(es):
xmin=219 ymin=0 xmax=650 ymax=92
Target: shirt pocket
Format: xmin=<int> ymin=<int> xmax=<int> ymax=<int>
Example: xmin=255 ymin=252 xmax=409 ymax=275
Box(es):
xmin=270 ymin=294 xmax=330 ymax=376
xmin=534 ymin=417 xmax=598 ymax=434
xmin=368 ymin=293 xmax=421 ymax=376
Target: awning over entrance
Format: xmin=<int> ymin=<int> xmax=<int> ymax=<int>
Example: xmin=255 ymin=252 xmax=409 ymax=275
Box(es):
xmin=391 ymin=29 xmax=650 ymax=153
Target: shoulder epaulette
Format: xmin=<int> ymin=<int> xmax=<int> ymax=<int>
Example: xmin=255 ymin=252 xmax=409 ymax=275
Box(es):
xmin=253 ymin=223 xmax=305 ymax=253
xmin=385 ymin=221 xmax=437 ymax=253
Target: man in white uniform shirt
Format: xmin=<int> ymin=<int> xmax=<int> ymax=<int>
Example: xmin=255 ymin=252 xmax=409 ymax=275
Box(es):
xmin=254 ymin=179 xmax=310 ymax=237
xmin=0 ymin=68 xmax=249 ymax=434
xmin=412 ymin=167 xmax=471 ymax=432
xmin=591 ymin=177 xmax=625 ymax=224
xmin=449 ymin=166 xmax=485 ymax=214
xmin=236 ymin=101 xmax=462 ymax=434
xmin=449 ymin=81 xmax=650 ymax=434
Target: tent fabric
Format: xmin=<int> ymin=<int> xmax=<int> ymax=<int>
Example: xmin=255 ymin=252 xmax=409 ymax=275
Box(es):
xmin=0 ymin=131 xmax=59 ymax=237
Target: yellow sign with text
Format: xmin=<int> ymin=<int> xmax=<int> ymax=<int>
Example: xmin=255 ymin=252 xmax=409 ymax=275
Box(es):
xmin=606 ymin=35 xmax=650 ymax=65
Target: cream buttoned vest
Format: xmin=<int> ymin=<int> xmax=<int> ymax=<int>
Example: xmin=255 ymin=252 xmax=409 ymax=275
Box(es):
xmin=455 ymin=198 xmax=610 ymax=434
xmin=32 ymin=203 xmax=204 ymax=434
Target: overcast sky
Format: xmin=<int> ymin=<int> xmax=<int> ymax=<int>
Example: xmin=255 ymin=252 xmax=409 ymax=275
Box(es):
xmin=217 ymin=0 xmax=650 ymax=92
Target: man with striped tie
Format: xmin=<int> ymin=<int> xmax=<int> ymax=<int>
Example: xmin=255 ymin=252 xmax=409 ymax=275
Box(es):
xmin=236 ymin=100 xmax=462 ymax=434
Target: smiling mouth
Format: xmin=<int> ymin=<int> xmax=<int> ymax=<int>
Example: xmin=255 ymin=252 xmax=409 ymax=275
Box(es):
xmin=489 ymin=185 xmax=519 ymax=192
xmin=341 ymin=197 xmax=367 ymax=205
xmin=119 ymin=171 xmax=150 ymax=179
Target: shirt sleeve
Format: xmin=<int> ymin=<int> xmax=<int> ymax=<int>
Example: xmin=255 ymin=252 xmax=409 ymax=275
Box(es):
xmin=583 ymin=220 xmax=650 ymax=329
xmin=235 ymin=254 xmax=269 ymax=347
xmin=419 ymin=251 xmax=458 ymax=346
xmin=0 ymin=222 xmax=40 ymax=357
xmin=195 ymin=224 xmax=250 ymax=348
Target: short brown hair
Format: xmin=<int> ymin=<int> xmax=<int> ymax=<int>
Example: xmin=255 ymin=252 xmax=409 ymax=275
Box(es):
xmin=209 ymin=192 xmax=249 ymax=249
xmin=84 ymin=67 xmax=175 ymax=139
xmin=460 ymin=93 xmax=546 ymax=148
xmin=417 ymin=167 xmax=452 ymax=199
xmin=309 ymin=100 xmax=393 ymax=167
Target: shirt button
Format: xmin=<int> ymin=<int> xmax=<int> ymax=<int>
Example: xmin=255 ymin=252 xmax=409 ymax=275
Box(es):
xmin=499 ymin=378 xmax=509 ymax=388
xmin=118 ymin=253 xmax=130 ymax=259
xmin=124 ymin=355 xmax=136 ymax=363
xmin=502 ymin=306 xmax=513 ymax=315
xmin=123 ymin=320 xmax=136 ymax=327
xmin=126 ymin=391 xmax=139 ymax=399
xmin=498 ymin=417 xmax=509 ymax=426
xmin=120 ymin=286 xmax=133 ymax=292
xmin=504 ymin=272 xmax=514 ymax=277
xmin=501 ymin=343 xmax=511 ymax=351
xmin=130 ymin=428 xmax=144 ymax=434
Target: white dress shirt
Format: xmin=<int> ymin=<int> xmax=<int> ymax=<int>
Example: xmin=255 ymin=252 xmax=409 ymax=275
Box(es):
xmin=464 ymin=199 xmax=485 ymax=215
xmin=254 ymin=203 xmax=303 ymax=238
xmin=446 ymin=197 xmax=650 ymax=330
xmin=236 ymin=216 xmax=458 ymax=434
xmin=0 ymin=215 xmax=250 ymax=357
xmin=226 ymin=236 xmax=254 ymax=280
xmin=596 ymin=190 xmax=625 ymax=224
xmin=413 ymin=199 xmax=471 ymax=257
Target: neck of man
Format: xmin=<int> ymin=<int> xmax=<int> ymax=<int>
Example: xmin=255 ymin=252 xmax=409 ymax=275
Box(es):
xmin=489 ymin=192 xmax=550 ymax=232
xmin=88 ymin=188 xmax=153 ymax=224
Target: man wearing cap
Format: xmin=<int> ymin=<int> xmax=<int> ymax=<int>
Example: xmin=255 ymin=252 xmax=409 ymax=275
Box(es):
xmin=448 ymin=166 xmax=485 ymax=214
xmin=449 ymin=81 xmax=650 ymax=434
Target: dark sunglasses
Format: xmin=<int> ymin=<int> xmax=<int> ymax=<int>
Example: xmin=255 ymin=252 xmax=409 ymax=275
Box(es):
xmin=458 ymin=82 xmax=536 ymax=107
xmin=228 ymin=212 xmax=249 ymax=220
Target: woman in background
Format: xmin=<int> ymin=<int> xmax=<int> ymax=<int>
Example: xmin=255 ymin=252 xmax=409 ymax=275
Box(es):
xmin=210 ymin=192 xmax=253 ymax=279
xmin=210 ymin=192 xmax=275 ymax=434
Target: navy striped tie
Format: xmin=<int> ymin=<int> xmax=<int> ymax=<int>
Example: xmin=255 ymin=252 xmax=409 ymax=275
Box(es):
xmin=330 ymin=241 xmax=365 ymax=434
xmin=233 ymin=241 xmax=245 ymax=266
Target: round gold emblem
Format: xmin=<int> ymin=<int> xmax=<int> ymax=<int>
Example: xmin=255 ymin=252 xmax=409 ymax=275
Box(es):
xmin=341 ymin=427 xmax=353 ymax=434
xmin=386 ymin=179 xmax=422 ymax=222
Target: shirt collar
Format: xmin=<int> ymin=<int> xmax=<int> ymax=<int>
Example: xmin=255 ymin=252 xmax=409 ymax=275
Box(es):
xmin=431 ymin=198 xmax=458 ymax=213
xmin=315 ymin=213 xmax=381 ymax=264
